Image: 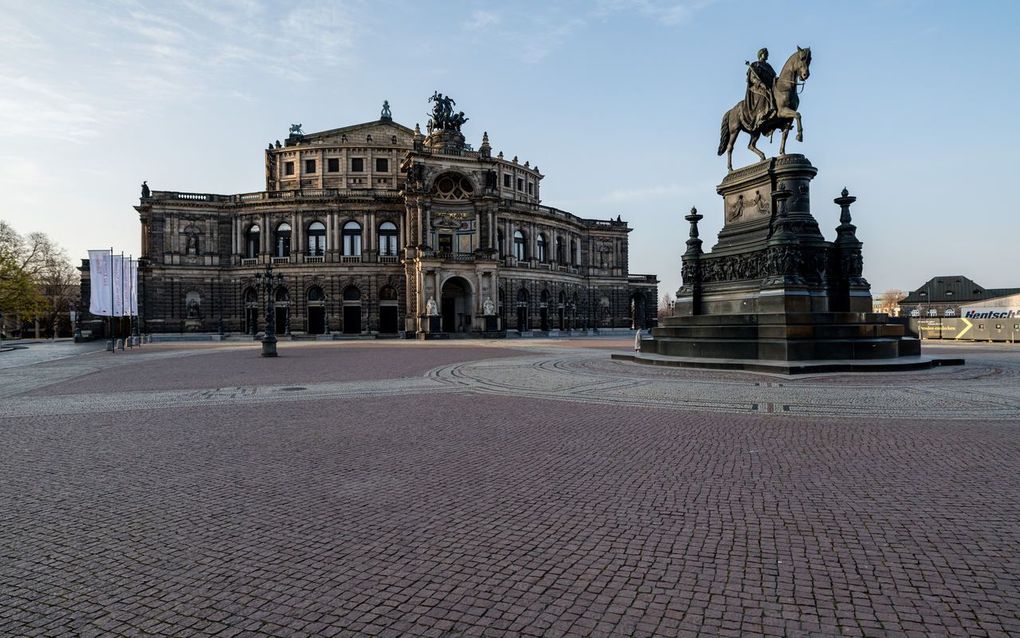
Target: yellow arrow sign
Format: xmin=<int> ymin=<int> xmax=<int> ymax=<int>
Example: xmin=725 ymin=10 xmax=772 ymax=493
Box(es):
xmin=956 ymin=317 xmax=973 ymax=340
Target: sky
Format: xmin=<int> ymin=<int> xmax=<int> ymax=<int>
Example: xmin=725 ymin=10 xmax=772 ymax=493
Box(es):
xmin=2 ymin=0 xmax=1019 ymax=300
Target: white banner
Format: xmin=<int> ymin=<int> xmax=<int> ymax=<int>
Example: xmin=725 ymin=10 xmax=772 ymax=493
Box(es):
xmin=111 ymin=254 xmax=125 ymax=317
xmin=88 ymin=250 xmax=113 ymax=317
xmin=129 ymin=259 xmax=139 ymax=316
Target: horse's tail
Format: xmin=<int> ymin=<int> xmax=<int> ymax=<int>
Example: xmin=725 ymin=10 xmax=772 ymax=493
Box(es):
xmin=717 ymin=110 xmax=730 ymax=156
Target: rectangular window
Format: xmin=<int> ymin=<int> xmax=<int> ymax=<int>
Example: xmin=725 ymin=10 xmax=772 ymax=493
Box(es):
xmin=327 ymin=158 xmax=340 ymax=172
xmin=284 ymin=161 xmax=294 ymax=176
xmin=516 ymin=178 xmax=523 ymax=191
xmin=351 ymin=158 xmax=365 ymax=172
xmin=503 ymin=174 xmax=511 ymax=188
xmin=375 ymin=158 xmax=389 ymax=172
xmin=527 ymin=182 xmax=533 ymax=195
xmin=304 ymin=159 xmax=316 ymax=174
xmin=438 ymin=234 xmax=453 ymax=253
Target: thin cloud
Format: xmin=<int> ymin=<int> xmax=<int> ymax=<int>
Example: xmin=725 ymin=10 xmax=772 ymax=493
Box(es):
xmin=464 ymin=9 xmax=500 ymax=31
xmin=592 ymin=0 xmax=714 ymax=26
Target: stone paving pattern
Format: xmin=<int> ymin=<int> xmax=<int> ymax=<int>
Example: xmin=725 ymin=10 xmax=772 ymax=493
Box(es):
xmin=1 ymin=340 xmax=1019 ymax=636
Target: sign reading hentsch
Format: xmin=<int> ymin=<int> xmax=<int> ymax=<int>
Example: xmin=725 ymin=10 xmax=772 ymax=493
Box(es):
xmin=961 ymin=292 xmax=1020 ymax=320
xmin=963 ymin=307 xmax=1020 ymax=319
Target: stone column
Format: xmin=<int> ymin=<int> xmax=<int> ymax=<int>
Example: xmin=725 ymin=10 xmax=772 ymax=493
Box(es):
xmin=476 ymin=271 xmax=485 ymax=314
xmin=366 ymin=211 xmax=375 ymax=256
xmin=326 ymin=213 xmax=333 ymax=257
xmin=424 ymin=203 xmax=432 ymax=249
xmin=488 ymin=208 xmax=495 ymax=252
xmin=416 ymin=200 xmax=426 ymax=248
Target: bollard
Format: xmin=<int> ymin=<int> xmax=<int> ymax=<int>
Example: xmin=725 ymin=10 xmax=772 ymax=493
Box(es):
xmin=116 ymin=338 xmax=125 ymax=350
xmin=106 ymin=340 xmax=115 ymax=352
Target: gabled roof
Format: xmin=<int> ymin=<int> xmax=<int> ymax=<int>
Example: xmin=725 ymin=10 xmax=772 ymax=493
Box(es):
xmin=288 ymin=119 xmax=415 ymax=146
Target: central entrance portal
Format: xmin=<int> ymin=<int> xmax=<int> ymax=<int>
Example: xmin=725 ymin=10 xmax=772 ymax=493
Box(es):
xmin=441 ymin=276 xmax=473 ymax=333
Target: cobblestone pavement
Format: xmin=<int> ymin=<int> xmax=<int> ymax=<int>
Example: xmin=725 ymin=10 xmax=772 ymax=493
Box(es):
xmin=1 ymin=340 xmax=1019 ymax=636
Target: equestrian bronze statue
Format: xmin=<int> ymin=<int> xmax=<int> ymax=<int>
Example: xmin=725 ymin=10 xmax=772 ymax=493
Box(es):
xmin=718 ymin=47 xmax=812 ymax=171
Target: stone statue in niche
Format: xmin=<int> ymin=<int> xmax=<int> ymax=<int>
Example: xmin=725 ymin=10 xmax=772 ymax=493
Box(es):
xmin=483 ymin=297 xmax=495 ymax=316
xmin=426 ymin=297 xmax=439 ymax=316
xmin=186 ymin=298 xmax=200 ymax=319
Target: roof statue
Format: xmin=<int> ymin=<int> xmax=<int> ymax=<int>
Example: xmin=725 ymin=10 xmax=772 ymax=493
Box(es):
xmin=380 ymin=100 xmax=392 ymax=120
xmin=289 ymin=123 xmax=303 ymax=136
xmin=718 ymin=46 xmax=812 ymax=171
xmin=427 ymin=92 xmax=468 ymax=133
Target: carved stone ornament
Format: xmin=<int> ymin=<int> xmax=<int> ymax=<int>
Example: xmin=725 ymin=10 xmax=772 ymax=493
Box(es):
xmin=726 ymin=190 xmax=769 ymax=222
xmin=685 ymin=245 xmax=831 ymax=285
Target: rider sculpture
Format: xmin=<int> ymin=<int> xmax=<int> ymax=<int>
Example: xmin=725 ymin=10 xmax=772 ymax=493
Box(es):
xmin=742 ymin=48 xmax=777 ymax=131
xmin=718 ymin=46 xmax=812 ymax=171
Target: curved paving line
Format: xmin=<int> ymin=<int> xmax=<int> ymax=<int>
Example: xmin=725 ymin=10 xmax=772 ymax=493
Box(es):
xmin=426 ymin=354 xmax=1020 ymax=421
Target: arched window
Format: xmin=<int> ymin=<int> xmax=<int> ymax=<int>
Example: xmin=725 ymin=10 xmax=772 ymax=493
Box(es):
xmin=497 ymin=229 xmax=504 ymax=256
xmin=513 ymin=230 xmax=526 ymax=261
xmin=571 ymin=238 xmax=579 ymax=266
xmin=245 ymin=224 xmax=260 ymax=259
xmin=275 ymin=287 xmax=289 ymax=302
xmin=274 ymin=223 xmax=291 ymax=257
xmin=431 ymin=172 xmax=475 ymax=200
xmin=342 ymin=221 xmax=362 ymax=256
xmin=343 ymin=285 xmax=361 ymax=301
xmin=379 ymin=285 xmax=398 ymax=301
xmin=537 ymin=233 xmax=547 ymax=263
xmin=378 ymin=221 xmax=398 ymax=256
xmin=307 ymin=286 xmax=325 ymax=302
xmin=556 ymin=237 xmax=565 ymax=265
xmin=307 ymin=221 xmax=326 ymax=256
xmin=244 ymin=288 xmax=258 ymax=304
xmin=944 ymin=308 xmax=956 ymax=317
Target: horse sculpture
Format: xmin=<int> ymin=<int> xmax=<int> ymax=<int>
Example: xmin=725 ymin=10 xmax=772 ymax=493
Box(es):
xmin=718 ymin=47 xmax=812 ymax=171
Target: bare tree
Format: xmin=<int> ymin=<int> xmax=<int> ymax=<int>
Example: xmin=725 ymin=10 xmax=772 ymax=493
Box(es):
xmin=874 ymin=289 xmax=906 ymax=316
xmin=0 ymin=221 xmax=76 ymax=337
xmin=658 ymin=293 xmax=675 ymax=321
xmin=0 ymin=221 xmax=43 ymax=337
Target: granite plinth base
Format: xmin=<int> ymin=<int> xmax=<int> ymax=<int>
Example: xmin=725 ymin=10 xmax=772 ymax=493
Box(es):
xmin=613 ymin=352 xmax=964 ymax=375
xmin=637 ymin=312 xmax=962 ymax=372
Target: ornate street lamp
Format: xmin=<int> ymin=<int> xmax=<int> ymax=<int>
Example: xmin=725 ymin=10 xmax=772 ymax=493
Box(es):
xmin=255 ymin=260 xmax=284 ymax=357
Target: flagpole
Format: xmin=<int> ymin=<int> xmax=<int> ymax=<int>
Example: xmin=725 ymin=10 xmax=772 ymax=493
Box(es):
xmin=121 ymin=251 xmax=126 ymax=349
xmin=130 ymin=255 xmax=136 ymax=347
xmin=109 ymin=247 xmax=115 ymax=352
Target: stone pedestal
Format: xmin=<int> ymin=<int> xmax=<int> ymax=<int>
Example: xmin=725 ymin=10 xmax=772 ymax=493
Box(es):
xmin=630 ymin=155 xmax=962 ymax=373
xmin=484 ymin=315 xmax=498 ymax=332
